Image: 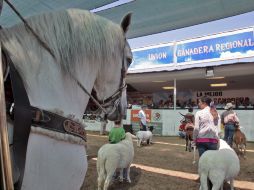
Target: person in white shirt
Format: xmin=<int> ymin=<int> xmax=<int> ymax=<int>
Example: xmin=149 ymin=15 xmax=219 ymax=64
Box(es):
xmin=193 ymin=96 xmax=221 ymax=157
xmin=138 ymin=105 xmax=148 ymax=131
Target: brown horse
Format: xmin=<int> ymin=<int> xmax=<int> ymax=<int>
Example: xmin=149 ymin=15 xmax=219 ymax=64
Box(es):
xmin=233 ymin=126 xmax=247 ymax=158
xmin=179 ymin=112 xmax=194 ymax=152
xmin=185 ymin=123 xmax=194 ymax=152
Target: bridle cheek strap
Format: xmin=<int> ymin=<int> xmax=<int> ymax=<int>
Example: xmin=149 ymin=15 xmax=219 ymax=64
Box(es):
xmin=73 ymin=45 xmax=127 ymax=118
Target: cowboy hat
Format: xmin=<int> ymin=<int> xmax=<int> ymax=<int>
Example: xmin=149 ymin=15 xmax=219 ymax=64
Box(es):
xmin=224 ymin=102 xmax=234 ymax=110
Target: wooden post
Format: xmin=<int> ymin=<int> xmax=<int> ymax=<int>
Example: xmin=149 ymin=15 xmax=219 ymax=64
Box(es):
xmin=0 ymin=44 xmax=14 ymax=189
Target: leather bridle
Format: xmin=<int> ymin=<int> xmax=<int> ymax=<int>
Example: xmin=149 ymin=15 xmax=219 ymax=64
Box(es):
xmin=70 ymin=43 xmax=127 ymax=119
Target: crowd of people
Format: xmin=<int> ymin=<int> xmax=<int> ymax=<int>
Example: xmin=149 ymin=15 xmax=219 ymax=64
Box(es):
xmin=178 ymin=96 xmax=240 ymax=157
xmin=128 ymin=96 xmax=253 ymax=110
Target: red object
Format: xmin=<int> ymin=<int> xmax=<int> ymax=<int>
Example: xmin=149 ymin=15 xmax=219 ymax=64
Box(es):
xmin=131 ymin=109 xmax=151 ymax=122
xmin=179 ymin=124 xmax=186 ymax=131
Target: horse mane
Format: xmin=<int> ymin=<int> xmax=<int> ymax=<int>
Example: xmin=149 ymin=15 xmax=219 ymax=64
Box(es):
xmin=0 ymin=9 xmax=125 ymax=75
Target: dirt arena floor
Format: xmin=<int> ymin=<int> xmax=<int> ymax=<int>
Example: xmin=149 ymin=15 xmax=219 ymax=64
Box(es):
xmin=81 ymin=131 xmax=254 ymax=190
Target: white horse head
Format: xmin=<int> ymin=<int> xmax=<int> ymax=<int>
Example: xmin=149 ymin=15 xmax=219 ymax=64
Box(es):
xmin=1 ymin=9 xmax=132 ymax=122
xmin=0 ymin=9 xmax=132 ymax=190
xmin=93 ymin=13 xmax=132 ymax=121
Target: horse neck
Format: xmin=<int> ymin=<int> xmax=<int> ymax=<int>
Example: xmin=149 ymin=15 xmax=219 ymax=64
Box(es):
xmin=18 ymin=60 xmax=98 ymax=120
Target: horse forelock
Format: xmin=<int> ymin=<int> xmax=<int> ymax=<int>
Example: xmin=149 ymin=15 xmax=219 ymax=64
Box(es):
xmin=0 ymin=9 xmax=126 ymax=76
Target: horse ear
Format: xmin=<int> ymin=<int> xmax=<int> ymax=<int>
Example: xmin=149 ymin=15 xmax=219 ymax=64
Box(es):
xmin=121 ymin=12 xmax=132 ymax=34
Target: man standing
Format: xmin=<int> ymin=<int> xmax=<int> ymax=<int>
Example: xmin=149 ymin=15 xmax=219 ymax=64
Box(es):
xmin=138 ymin=105 xmax=148 ymax=131
xmin=221 ymin=102 xmax=239 ymax=147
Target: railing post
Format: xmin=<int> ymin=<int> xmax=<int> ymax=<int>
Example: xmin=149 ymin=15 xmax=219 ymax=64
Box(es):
xmin=0 ymin=44 xmax=14 ymax=190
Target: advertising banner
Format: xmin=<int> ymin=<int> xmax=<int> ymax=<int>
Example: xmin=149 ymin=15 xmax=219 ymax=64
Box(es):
xmin=129 ymin=44 xmax=174 ymax=71
xmin=131 ymin=109 xmax=151 ymax=123
xmin=129 ymin=28 xmax=254 ymax=73
xmin=131 ymin=109 xmax=162 ymax=135
xmin=177 ymin=29 xmax=254 ymax=63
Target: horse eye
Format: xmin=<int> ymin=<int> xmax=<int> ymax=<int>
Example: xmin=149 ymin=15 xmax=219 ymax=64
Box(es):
xmin=126 ymin=57 xmax=132 ymax=67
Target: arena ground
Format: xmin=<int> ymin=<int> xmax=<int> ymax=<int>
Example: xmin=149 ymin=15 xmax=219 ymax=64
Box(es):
xmin=81 ymin=131 xmax=254 ymax=190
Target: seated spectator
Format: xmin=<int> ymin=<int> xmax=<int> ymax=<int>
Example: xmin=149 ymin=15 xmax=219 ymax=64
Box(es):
xmin=216 ymin=100 xmax=225 ymax=109
xmin=244 ymin=97 xmax=250 ymax=107
xmin=176 ymin=99 xmax=181 ymax=108
xmin=164 ymin=96 xmax=173 ymax=108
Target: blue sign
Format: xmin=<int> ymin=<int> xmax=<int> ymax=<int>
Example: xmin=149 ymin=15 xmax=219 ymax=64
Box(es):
xmin=129 ymin=45 xmax=174 ymax=70
xmin=176 ymin=31 xmax=254 ymax=63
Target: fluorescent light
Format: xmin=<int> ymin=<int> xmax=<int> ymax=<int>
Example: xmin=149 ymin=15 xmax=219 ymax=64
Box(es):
xmin=206 ymin=76 xmax=225 ymax=80
xmin=210 ymin=83 xmax=227 ymax=87
xmin=152 ymin=80 xmax=166 ymax=83
xmin=90 ymin=0 xmax=135 ymax=13
xmin=162 ymin=86 xmax=174 ymax=90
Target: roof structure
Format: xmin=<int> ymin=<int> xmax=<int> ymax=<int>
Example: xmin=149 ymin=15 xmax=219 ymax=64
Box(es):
xmin=1 ymin=0 xmax=254 ymax=39
xmin=1 ymin=0 xmax=254 ymax=93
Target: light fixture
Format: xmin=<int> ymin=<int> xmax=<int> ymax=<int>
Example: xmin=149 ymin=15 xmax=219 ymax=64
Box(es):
xmin=206 ymin=76 xmax=225 ymax=80
xmin=162 ymin=86 xmax=174 ymax=90
xmin=206 ymin=67 xmax=214 ymax=77
xmin=210 ymin=83 xmax=227 ymax=87
xmin=152 ymin=80 xmax=166 ymax=83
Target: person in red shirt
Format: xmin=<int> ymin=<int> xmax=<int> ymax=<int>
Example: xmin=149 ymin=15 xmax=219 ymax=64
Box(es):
xmin=178 ymin=121 xmax=186 ymax=138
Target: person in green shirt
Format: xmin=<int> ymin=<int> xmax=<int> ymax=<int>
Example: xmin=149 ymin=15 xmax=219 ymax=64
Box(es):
xmin=108 ymin=120 xmax=127 ymax=180
xmin=109 ymin=120 xmax=126 ymax=144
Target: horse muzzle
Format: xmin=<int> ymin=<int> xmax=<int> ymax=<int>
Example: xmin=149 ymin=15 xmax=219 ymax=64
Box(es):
xmin=106 ymin=99 xmax=127 ymax=121
xmin=106 ymin=103 xmax=122 ymax=121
